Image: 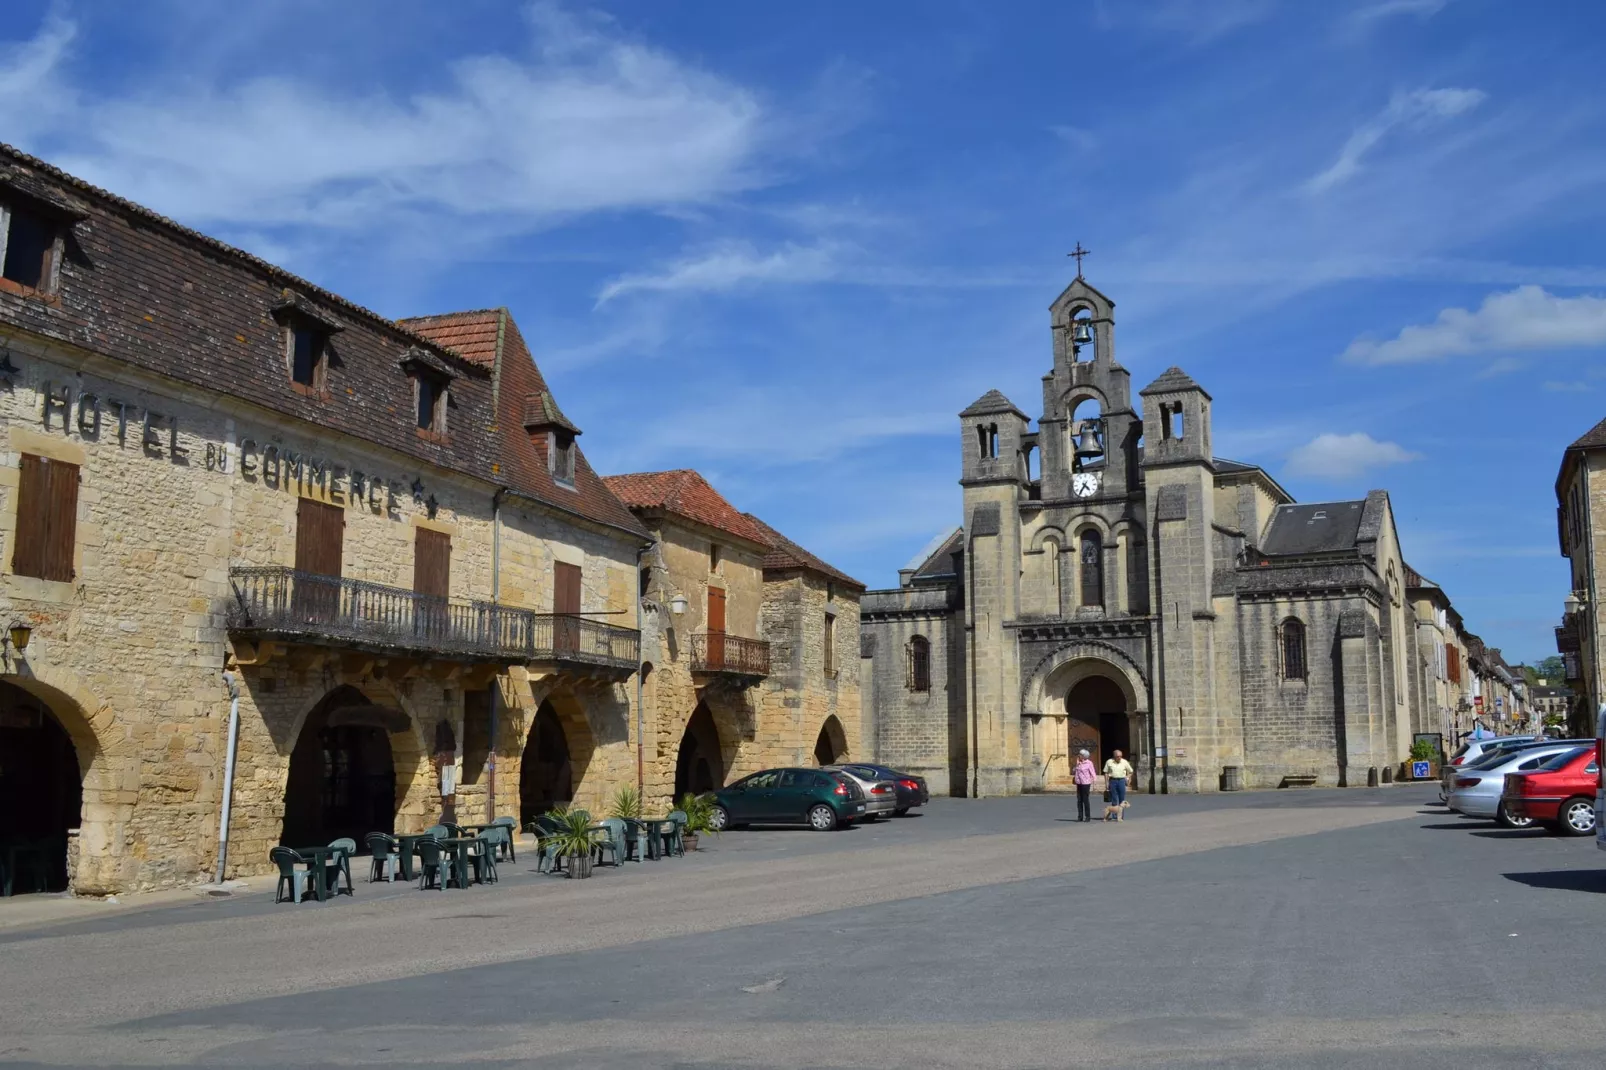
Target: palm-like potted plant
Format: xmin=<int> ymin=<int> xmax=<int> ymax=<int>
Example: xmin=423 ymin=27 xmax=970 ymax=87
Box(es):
xmin=607 ymin=785 xmax=642 ymax=821
xmin=677 ymin=792 xmax=718 ymax=852
xmin=545 ymin=805 xmax=597 ymax=879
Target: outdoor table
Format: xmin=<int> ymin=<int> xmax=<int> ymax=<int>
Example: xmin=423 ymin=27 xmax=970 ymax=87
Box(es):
xmin=394 ymin=833 xmax=435 ymax=882
xmin=438 ymin=837 xmax=478 ymax=888
xmin=288 ymin=845 xmax=347 ymax=902
xmin=640 ymin=818 xmax=677 ymax=860
xmin=620 ymin=818 xmax=652 ymax=861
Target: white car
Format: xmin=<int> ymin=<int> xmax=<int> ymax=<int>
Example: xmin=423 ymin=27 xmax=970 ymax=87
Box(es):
xmin=1447 ymin=743 xmax=1586 ymax=827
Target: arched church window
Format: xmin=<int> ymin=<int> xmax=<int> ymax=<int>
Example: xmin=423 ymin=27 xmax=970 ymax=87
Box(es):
xmin=907 ymin=636 xmax=932 ymax=692
xmin=1281 ymin=619 xmax=1307 ymax=681
xmin=1079 ymin=530 xmax=1103 ymax=608
xmin=976 ymin=423 xmax=999 ymax=459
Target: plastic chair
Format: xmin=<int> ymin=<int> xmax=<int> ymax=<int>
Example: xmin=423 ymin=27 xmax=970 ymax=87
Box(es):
xmin=326 ymin=837 xmax=357 ymax=895
xmin=270 ymin=847 xmax=309 ymax=904
xmin=491 ymin=816 xmax=518 ymax=861
xmin=415 ymin=837 xmax=446 ymax=891
xmin=471 ymin=834 xmax=499 ymax=884
xmin=593 ymin=818 xmax=628 ymax=867
xmin=525 ymin=820 xmax=563 ymax=874
xmin=425 ymin=824 xmax=451 ymax=840
xmin=664 ymin=810 xmax=687 ymax=857
xmin=365 ymin=833 xmax=399 ymax=882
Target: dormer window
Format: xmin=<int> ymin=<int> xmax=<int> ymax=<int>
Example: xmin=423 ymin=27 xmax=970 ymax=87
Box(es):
xmin=289 ymin=325 xmax=327 ymax=389
xmin=398 ymin=346 xmax=457 ymax=442
xmin=1 ymin=204 xmax=57 ymax=292
xmin=273 ymin=295 xmax=344 ymax=398
xmin=416 ymin=372 xmax=449 ymax=432
xmin=550 ymin=431 xmax=576 ymax=484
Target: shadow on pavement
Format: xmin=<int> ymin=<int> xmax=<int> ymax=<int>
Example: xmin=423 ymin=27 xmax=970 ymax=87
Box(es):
xmin=1470 ymin=829 xmax=1547 ymax=840
xmin=1418 ymin=822 xmax=1488 ymax=830
xmin=1503 ymin=870 xmax=1606 ymax=893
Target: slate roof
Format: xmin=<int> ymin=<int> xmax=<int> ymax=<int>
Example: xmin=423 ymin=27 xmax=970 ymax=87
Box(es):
xmin=602 ymin=470 xmax=774 ymax=548
xmin=1259 ymin=499 xmax=1367 ymax=556
xmin=402 ymin=309 xmax=645 ymax=538
xmin=1568 ymin=416 xmax=1606 ymax=451
xmin=959 ymin=389 xmax=1028 ymax=418
xmin=910 ymin=527 xmax=965 ymax=583
xmin=1556 ymin=416 xmax=1606 ymax=495
xmin=1139 ymin=366 xmax=1211 ymax=399
xmin=742 ymin=513 xmax=865 ymax=591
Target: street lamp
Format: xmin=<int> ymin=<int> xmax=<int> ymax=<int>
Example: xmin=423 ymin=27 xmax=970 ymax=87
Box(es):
xmin=4 ymin=622 xmax=29 ymax=654
xmin=1564 ymin=590 xmax=1585 ymax=617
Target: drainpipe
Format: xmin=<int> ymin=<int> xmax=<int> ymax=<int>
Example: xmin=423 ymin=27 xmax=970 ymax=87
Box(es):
xmin=636 ymin=542 xmax=650 ymax=796
xmin=213 ymin=669 xmax=241 ymax=884
xmin=488 ymin=487 xmax=506 ymax=820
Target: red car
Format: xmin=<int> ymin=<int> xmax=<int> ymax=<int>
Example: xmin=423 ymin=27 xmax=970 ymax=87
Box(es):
xmin=1501 ymin=746 xmax=1599 ymax=835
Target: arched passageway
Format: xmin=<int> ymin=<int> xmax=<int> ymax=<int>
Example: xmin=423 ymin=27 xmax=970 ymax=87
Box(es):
xmin=676 ymin=702 xmax=725 ymax=796
xmin=519 ymin=700 xmax=573 ymax=824
xmin=1066 ymin=675 xmax=1129 ymax=768
xmin=0 ymin=681 xmax=82 ymax=893
xmin=813 ymin=714 xmax=848 ymax=766
xmin=281 ymin=686 xmax=400 ymax=846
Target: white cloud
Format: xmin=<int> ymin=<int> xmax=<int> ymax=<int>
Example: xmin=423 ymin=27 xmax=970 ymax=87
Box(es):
xmin=1 ymin=6 xmax=766 ymax=229
xmin=1308 ymin=87 xmax=1486 ymax=192
xmin=1342 ymin=0 xmax=1448 ymax=34
xmin=1543 ymin=380 xmax=1593 ymax=393
xmin=595 ymin=241 xmax=841 ymax=305
xmin=1342 ymin=286 xmax=1606 ymax=364
xmin=1284 ymin=432 xmax=1420 ymax=480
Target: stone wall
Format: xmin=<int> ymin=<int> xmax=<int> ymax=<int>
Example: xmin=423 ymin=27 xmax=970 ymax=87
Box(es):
xmin=859 ymin=584 xmax=966 ymax=795
xmin=754 ymin=570 xmax=862 ymax=769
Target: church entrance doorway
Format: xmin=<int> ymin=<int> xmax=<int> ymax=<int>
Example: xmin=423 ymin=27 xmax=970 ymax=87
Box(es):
xmin=281 ymin=686 xmax=400 ymax=847
xmin=519 ymin=700 xmax=573 ymax=826
xmin=675 ymin=702 xmax=724 ymax=796
xmin=1066 ymin=675 xmax=1128 ymax=768
xmin=0 ymin=681 xmax=82 ymax=894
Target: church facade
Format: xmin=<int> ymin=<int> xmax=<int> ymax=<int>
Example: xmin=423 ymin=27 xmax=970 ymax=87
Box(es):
xmin=859 ymin=277 xmax=1434 ymax=795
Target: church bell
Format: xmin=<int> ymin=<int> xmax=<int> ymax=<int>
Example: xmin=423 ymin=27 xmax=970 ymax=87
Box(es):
xmin=1073 ymin=420 xmax=1104 ymax=460
xmin=1071 ymin=320 xmax=1094 ymax=347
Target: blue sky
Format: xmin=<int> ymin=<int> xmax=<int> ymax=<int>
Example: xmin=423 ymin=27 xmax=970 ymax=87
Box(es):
xmin=6 ymin=0 xmax=1605 ymax=663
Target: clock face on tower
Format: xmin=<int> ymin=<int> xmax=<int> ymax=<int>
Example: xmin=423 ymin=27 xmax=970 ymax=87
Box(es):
xmin=1072 ymin=471 xmax=1101 ymax=498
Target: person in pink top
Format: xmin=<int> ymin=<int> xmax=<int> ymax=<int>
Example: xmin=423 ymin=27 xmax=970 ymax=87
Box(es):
xmin=1071 ymin=749 xmax=1097 ymax=822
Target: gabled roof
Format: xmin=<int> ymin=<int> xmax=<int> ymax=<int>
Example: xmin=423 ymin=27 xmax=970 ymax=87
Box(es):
xmin=522 ymin=391 xmax=581 ymax=435
xmin=1139 ymin=366 xmax=1211 ymax=399
xmin=742 ymin=514 xmax=865 ymax=591
xmin=959 ymin=389 xmax=1028 ymax=419
xmin=1403 ymin=563 xmax=1439 ymax=590
xmin=1212 ymin=456 xmax=1294 ymax=505
xmin=401 ymin=308 xmax=645 ymax=539
xmin=602 ymin=470 xmax=774 ymax=549
xmin=1556 ymin=416 xmax=1606 ymax=497
xmin=908 ymin=527 xmax=965 ymax=584
xmin=1568 ymin=416 xmax=1606 ymax=451
xmin=1259 ymin=499 xmax=1367 ymax=556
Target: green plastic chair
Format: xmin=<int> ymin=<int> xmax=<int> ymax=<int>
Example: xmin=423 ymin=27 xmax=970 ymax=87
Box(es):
xmin=594 ymin=818 xmax=628 ymax=867
xmin=471 ymin=834 xmax=499 ymax=884
xmin=270 ymin=847 xmax=309 ymax=903
xmin=415 ymin=837 xmax=446 ymax=891
xmin=664 ymin=810 xmax=687 ymax=857
xmin=364 ymin=833 xmax=399 ymax=882
xmin=491 ymin=816 xmax=518 ymax=861
xmin=326 ymin=837 xmax=357 ymax=895
xmin=425 ymin=824 xmax=451 ymax=840
xmin=525 ymin=818 xmax=563 ymax=874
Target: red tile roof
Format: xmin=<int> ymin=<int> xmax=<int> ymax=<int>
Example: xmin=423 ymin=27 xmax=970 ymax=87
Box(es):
xmin=742 ymin=513 xmax=864 ymax=590
xmin=602 ymin=470 xmax=774 ymax=548
xmin=401 ymin=308 xmax=646 ymax=539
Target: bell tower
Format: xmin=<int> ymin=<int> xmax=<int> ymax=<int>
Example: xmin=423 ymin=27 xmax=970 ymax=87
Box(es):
xmin=1040 ymin=275 xmax=1138 ymax=502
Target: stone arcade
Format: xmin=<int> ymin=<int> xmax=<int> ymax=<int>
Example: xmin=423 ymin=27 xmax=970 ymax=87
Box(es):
xmin=860 ymin=275 xmax=1449 ymax=795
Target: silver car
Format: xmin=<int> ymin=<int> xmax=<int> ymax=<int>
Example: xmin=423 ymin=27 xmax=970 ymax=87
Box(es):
xmin=1440 ymin=736 xmax=1548 ymax=801
xmin=1446 ymin=743 xmax=1586 ymax=826
xmin=822 ymin=765 xmax=899 ymax=820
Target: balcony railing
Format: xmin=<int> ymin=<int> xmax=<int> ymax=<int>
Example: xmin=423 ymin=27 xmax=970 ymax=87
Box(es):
xmin=226 ymin=566 xmax=638 ymax=672
xmin=689 ymin=632 xmax=770 ymax=678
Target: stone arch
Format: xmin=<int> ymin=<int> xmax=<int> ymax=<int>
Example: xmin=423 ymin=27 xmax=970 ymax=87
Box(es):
xmin=813 ymin=713 xmax=849 ymax=766
xmin=1022 ymin=641 xmax=1149 ymax=720
xmin=280 ymin=683 xmax=426 ymax=845
xmin=2 ymin=667 xmax=127 ymax=894
xmin=1029 ymin=525 xmax=1067 ymax=552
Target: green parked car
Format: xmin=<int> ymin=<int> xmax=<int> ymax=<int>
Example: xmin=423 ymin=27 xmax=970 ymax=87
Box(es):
xmin=709 ymin=767 xmax=867 ymax=831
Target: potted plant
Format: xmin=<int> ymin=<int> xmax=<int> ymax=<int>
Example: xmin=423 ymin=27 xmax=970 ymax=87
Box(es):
xmin=545 ymin=805 xmax=596 ymax=879
xmin=677 ymin=792 xmax=717 ymax=852
xmin=607 ymin=785 xmax=642 ymax=821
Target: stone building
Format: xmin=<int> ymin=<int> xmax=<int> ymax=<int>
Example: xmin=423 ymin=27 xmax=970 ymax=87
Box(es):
xmin=601 ymin=471 xmax=863 ymax=808
xmin=1556 ymin=416 xmax=1606 ymax=737
xmin=860 ymin=275 xmax=1453 ymax=795
xmin=1404 ymin=566 xmax=1462 ymax=748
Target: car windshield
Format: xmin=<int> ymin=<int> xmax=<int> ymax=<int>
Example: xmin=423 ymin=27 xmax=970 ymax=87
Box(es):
xmin=1537 ymin=747 xmax=1590 ymax=771
xmin=844 ymin=766 xmax=882 ymax=780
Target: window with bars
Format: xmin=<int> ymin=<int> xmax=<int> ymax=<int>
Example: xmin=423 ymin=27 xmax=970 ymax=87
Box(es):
xmin=1281 ymin=619 xmax=1307 ymax=681
xmin=12 ymin=454 xmax=79 ymax=582
xmin=907 ymin=635 xmax=931 ymax=692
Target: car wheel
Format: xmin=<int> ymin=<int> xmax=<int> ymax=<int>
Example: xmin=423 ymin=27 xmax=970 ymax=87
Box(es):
xmin=1495 ymin=802 xmax=1535 ymax=830
xmin=709 ymin=805 xmax=730 ymax=833
xmin=1558 ymin=797 xmax=1597 ymax=836
xmin=807 ymin=804 xmax=838 ymax=831
xmin=894 ymin=808 xmax=910 ymax=817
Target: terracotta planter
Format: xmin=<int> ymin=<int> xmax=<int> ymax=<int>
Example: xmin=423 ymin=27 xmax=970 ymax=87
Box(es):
xmin=683 ymin=833 xmax=700 ymax=852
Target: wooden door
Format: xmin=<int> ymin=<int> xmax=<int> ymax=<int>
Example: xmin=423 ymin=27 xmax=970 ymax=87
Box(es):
xmin=706 ymin=586 xmax=726 ymax=669
xmin=413 ymin=528 xmax=452 ymax=641
xmin=294 ymin=498 xmax=344 ymax=623
xmin=554 ymin=561 xmax=582 ymax=653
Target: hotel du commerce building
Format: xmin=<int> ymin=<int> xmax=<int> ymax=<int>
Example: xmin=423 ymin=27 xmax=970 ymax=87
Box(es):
xmin=0 ymin=144 xmax=861 ymax=895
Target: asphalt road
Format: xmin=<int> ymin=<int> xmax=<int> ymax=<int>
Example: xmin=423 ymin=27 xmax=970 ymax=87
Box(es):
xmin=2 ymin=786 xmax=1604 ymax=1068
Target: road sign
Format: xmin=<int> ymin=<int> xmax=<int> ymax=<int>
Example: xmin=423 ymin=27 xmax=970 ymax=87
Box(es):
xmin=1411 ymin=760 xmax=1431 ymax=780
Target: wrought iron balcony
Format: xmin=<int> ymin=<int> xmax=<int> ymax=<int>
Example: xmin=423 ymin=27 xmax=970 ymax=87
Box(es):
xmin=689 ymin=632 xmax=770 ymax=680
xmin=226 ymin=566 xmax=639 ymax=673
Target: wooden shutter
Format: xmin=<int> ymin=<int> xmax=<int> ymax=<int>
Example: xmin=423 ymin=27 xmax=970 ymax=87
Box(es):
xmin=706 ymin=586 xmax=727 ymax=669
xmin=413 ymin=528 xmax=451 ymax=598
xmin=554 ymin=561 xmax=582 ymax=653
xmin=294 ymin=498 xmax=344 ymax=576
xmin=13 ymin=454 xmax=78 ymax=582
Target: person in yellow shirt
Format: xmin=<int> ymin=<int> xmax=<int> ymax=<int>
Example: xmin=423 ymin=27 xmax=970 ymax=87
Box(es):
xmin=1102 ymin=750 xmax=1134 ymax=821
